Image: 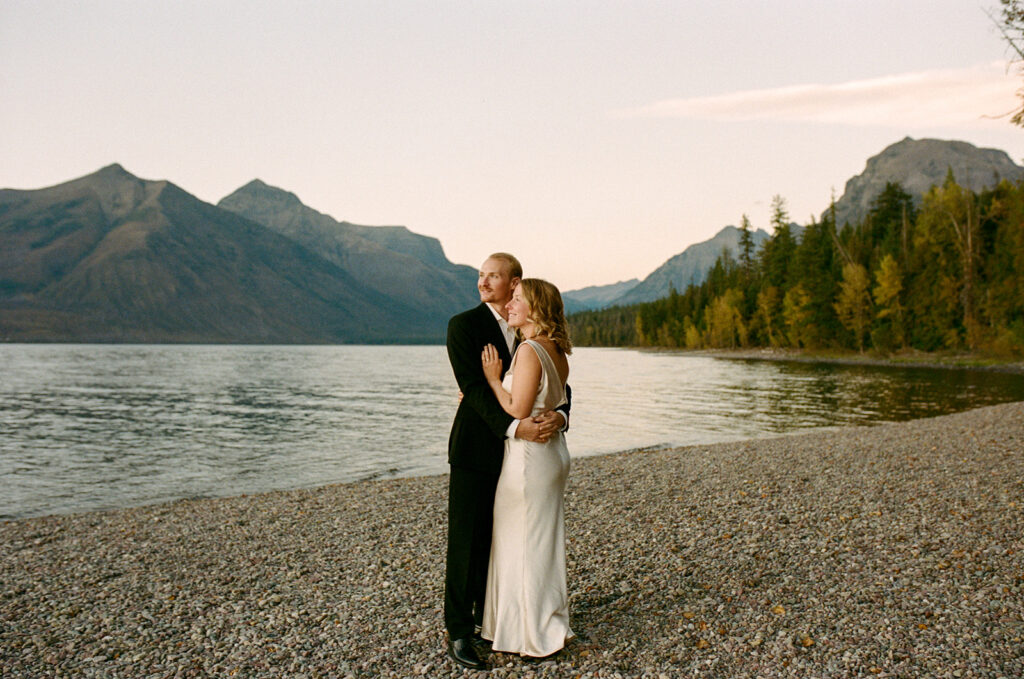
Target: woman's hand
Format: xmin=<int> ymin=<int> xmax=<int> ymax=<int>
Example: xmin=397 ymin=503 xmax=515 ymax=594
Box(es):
xmin=481 ymin=344 xmax=503 ymax=381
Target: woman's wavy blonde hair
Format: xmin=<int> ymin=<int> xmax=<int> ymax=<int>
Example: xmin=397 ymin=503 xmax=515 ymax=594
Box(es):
xmin=518 ymin=278 xmax=573 ymax=355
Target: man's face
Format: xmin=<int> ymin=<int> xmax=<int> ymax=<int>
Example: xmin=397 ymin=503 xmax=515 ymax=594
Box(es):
xmin=478 ymin=257 xmax=517 ymax=306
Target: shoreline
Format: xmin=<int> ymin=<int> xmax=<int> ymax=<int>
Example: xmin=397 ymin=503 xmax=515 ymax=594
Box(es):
xmin=638 ymin=346 xmax=1024 ymax=375
xmin=3 ymin=402 xmax=1023 ymax=677
xmin=7 ymin=340 xmax=1023 ymax=374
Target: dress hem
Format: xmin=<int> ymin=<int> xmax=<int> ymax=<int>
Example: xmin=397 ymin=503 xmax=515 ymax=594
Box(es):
xmin=480 ymin=630 xmax=575 ymax=658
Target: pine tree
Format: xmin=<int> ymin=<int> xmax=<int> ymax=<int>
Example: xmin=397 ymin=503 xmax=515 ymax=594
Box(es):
xmin=907 ymin=171 xmax=979 ymax=350
xmin=871 ymin=253 xmax=906 ymax=351
xmin=834 ymin=262 xmax=872 ymax=352
xmin=739 ymin=214 xmax=756 ymax=277
xmin=707 ymin=288 xmax=747 ymax=348
xmin=790 ymin=216 xmax=838 ymax=347
xmin=865 ymin=182 xmax=916 ymax=267
xmin=977 ymin=179 xmax=1024 ymax=355
xmin=783 ymin=284 xmax=814 ymax=348
xmin=760 ymin=195 xmax=796 ymax=289
xmin=756 ymin=286 xmax=783 ymax=347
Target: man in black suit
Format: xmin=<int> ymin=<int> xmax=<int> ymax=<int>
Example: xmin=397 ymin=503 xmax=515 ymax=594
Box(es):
xmin=444 ymin=252 xmax=568 ymax=670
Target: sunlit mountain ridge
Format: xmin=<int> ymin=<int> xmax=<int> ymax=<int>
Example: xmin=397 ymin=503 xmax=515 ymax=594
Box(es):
xmin=1 ymin=137 xmax=1019 ymax=341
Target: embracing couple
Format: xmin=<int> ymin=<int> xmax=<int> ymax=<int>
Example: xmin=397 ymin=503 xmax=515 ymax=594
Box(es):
xmin=444 ymin=252 xmax=574 ymax=670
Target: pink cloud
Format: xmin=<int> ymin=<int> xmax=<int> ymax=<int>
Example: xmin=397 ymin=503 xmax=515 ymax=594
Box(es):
xmin=615 ymin=63 xmax=1020 ymax=128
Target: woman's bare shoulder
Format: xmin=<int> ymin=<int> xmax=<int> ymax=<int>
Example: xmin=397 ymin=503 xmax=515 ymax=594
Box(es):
xmin=517 ymin=341 xmax=543 ymax=363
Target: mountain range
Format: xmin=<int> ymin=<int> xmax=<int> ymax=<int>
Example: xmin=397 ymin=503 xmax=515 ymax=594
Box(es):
xmin=0 ymin=165 xmax=473 ymax=342
xmin=1 ymin=137 xmax=1020 ymax=341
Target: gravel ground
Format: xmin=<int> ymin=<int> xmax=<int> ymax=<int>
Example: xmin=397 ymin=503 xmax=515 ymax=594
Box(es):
xmin=2 ymin=402 xmax=1022 ymax=678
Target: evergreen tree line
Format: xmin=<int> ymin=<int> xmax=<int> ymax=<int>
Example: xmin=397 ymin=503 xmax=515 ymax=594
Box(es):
xmin=568 ymin=174 xmax=1024 ymax=356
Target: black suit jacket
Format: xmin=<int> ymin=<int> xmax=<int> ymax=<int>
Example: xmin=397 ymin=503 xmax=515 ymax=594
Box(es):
xmin=446 ymin=303 xmax=515 ymax=475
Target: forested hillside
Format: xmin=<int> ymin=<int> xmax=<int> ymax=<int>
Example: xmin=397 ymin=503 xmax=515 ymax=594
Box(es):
xmin=569 ymin=174 xmax=1024 ymax=357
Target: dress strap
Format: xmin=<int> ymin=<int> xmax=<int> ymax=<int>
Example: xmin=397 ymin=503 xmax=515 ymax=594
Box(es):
xmin=525 ymin=339 xmax=567 ymax=408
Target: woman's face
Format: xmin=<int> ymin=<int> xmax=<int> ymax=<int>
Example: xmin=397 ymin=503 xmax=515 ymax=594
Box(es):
xmin=505 ymin=285 xmax=531 ymax=329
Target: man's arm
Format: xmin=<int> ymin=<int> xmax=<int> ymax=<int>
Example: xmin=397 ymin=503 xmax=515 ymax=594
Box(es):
xmin=447 ymin=315 xmax=514 ymax=439
xmin=557 ymin=383 xmax=571 ymax=432
xmin=512 ymin=382 xmax=571 ymax=442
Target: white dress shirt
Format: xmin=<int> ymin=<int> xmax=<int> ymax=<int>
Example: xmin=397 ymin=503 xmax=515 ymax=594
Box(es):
xmin=486 ymin=303 xmax=516 ymax=355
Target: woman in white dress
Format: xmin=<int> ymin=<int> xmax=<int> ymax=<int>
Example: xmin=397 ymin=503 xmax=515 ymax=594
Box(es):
xmin=479 ymin=278 xmax=574 ymax=658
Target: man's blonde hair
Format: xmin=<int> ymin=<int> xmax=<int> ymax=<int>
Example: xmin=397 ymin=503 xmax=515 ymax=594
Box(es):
xmin=487 ymin=252 xmax=523 ymax=280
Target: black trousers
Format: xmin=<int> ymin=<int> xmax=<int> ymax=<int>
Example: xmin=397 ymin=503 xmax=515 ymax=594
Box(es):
xmin=444 ymin=465 xmax=500 ymax=640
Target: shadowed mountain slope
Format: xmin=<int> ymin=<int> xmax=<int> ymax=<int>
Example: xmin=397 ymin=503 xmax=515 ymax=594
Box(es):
xmin=0 ymin=165 xmax=441 ymax=342
xmin=561 ymin=278 xmax=641 ymax=313
xmin=610 ymin=225 xmax=772 ymax=307
xmin=217 ymin=180 xmax=479 ymax=321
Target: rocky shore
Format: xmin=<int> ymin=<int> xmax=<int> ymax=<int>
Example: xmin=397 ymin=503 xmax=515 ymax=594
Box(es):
xmin=2 ymin=402 xmax=1023 ymax=678
xmin=685 ymin=347 xmax=1024 ymax=376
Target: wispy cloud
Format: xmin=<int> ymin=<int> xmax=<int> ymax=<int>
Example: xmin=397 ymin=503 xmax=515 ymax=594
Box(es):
xmin=615 ymin=63 xmax=1021 ymax=128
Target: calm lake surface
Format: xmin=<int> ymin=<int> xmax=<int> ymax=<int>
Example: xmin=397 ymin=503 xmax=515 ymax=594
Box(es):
xmin=2 ymin=344 xmax=1024 ymax=519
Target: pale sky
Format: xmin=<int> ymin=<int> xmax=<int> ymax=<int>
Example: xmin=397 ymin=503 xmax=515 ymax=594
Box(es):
xmin=2 ymin=0 xmax=1023 ymax=291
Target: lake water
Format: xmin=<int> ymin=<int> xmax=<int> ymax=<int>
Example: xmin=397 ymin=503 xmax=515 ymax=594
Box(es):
xmin=2 ymin=344 xmax=1024 ymax=519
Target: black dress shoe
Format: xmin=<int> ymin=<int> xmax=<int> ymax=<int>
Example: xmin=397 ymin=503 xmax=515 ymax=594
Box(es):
xmin=472 ymin=636 xmax=494 ymax=656
xmin=447 ymin=636 xmax=486 ymax=670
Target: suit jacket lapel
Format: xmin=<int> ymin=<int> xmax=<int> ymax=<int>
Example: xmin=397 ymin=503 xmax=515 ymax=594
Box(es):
xmin=478 ymin=303 xmax=513 ymax=370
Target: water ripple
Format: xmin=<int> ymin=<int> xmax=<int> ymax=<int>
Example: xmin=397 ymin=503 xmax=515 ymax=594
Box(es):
xmin=2 ymin=345 xmax=1024 ymax=518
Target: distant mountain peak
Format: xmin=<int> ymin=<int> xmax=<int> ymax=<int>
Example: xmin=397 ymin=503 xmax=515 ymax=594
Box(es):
xmin=561 ymin=278 xmax=641 ymax=312
xmin=829 ymin=137 xmax=1024 ymax=227
xmin=40 ymin=163 xmax=170 ymax=223
xmin=227 ymin=179 xmax=304 ymax=209
xmin=566 ymin=225 xmax=772 ymax=310
xmin=70 ymin=162 xmax=140 ymax=187
xmin=95 ymin=162 xmax=131 ymax=177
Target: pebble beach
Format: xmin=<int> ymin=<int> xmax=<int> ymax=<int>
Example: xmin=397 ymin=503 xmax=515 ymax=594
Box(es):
xmin=2 ymin=402 xmax=1022 ymax=678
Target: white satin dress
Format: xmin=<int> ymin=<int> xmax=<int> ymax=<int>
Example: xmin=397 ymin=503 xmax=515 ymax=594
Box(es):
xmin=481 ymin=339 xmax=574 ymax=657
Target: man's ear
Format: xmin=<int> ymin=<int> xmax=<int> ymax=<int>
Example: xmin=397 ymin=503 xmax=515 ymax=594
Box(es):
xmin=510 ymin=277 xmax=521 ymax=289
